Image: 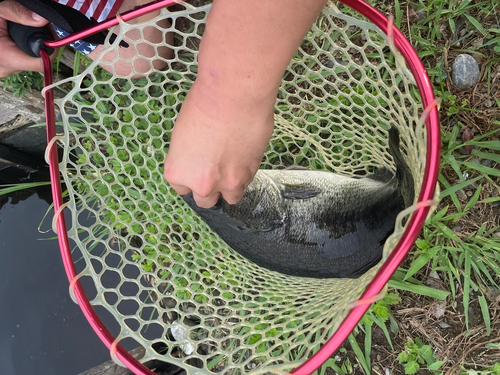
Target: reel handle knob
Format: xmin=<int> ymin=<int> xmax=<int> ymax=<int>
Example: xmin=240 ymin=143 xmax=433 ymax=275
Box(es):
xmin=8 ymin=22 xmax=54 ymax=58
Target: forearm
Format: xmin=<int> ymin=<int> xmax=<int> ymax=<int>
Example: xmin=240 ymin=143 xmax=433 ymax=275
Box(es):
xmin=165 ymin=0 xmax=328 ymax=208
xmin=195 ymin=0 xmax=328 ymax=108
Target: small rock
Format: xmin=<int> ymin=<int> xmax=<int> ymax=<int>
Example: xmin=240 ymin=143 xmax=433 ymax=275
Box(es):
xmin=430 ymin=301 xmax=446 ymax=319
xmin=493 ymin=232 xmax=500 ymax=239
xmin=452 ymin=54 xmax=481 ymax=89
xmin=171 ymin=321 xmax=195 ymax=355
xmin=481 ymin=158 xmax=493 ymax=168
xmin=452 ymin=226 xmax=462 ymax=233
xmin=324 ymin=58 xmax=349 ymax=69
xmin=456 ymin=189 xmax=467 ymax=201
xmin=438 ymin=321 xmax=451 ymax=329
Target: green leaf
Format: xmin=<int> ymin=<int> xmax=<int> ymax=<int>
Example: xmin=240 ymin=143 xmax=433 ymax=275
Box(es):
xmin=439 ymin=176 xmax=482 ymax=199
xmin=321 ymin=358 xmax=345 ymax=375
xmin=348 ymin=334 xmax=370 ymax=375
xmin=389 ymin=280 xmax=450 ymax=300
xmin=464 ymin=14 xmax=490 ymax=36
xmin=461 ymin=161 xmax=500 ymax=177
xmin=478 ymin=294 xmax=491 ymax=335
xmin=472 ymin=149 xmax=500 ymax=164
xmin=464 ymin=140 xmax=500 ymax=151
xmin=464 ymin=185 xmax=482 ymax=212
xmin=420 ymin=345 xmax=435 ymax=364
xmin=405 ymin=361 xmax=420 ymax=374
xmin=479 ymin=197 xmax=500 ymax=204
xmin=449 ymin=19 xmax=456 ymax=34
xmin=404 ymin=253 xmax=432 ymax=280
xmin=0 ymin=182 xmax=52 ymax=196
xmin=464 ymin=247 xmax=472 ymax=330
xmin=428 ymin=361 xmax=446 ymax=371
xmin=436 ymin=222 xmax=461 ymax=242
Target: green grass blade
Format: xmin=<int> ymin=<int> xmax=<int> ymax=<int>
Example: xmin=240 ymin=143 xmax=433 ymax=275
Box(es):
xmin=321 ymin=358 xmax=346 ymax=375
xmin=464 ymin=246 xmax=472 ymax=330
xmin=479 ymin=197 xmax=500 ymax=204
xmin=404 ymin=253 xmax=432 ymax=281
xmin=478 ymin=294 xmax=491 ymax=336
xmin=472 ymin=149 xmax=500 ymax=164
xmin=464 ymin=14 xmax=490 ymax=36
xmin=389 ymin=280 xmax=450 ymax=300
xmin=348 ymin=334 xmax=370 ymax=375
xmin=464 ymin=140 xmax=500 ymax=151
xmin=464 ymin=185 xmax=482 ymax=212
xmin=0 ymin=182 xmax=51 ymax=196
xmin=461 ymin=162 xmax=500 ymax=177
xmin=371 ymin=313 xmax=394 ymax=350
xmin=364 ymin=324 xmax=372 ymax=371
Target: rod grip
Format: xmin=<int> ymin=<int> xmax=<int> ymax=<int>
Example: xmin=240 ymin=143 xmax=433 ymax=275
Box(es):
xmin=8 ymin=22 xmax=54 ymax=58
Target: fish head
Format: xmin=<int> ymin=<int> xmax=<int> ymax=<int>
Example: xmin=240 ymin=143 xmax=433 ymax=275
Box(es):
xmin=219 ymin=171 xmax=285 ymax=231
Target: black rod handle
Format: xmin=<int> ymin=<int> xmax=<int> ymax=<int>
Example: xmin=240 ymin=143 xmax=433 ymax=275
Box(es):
xmin=8 ymin=22 xmax=54 ymax=58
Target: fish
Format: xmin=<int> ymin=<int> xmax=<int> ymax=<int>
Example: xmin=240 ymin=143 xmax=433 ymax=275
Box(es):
xmin=182 ymin=127 xmax=414 ymax=279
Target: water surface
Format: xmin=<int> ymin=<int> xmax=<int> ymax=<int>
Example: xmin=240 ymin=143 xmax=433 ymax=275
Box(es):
xmin=0 ymin=192 xmax=113 ymax=375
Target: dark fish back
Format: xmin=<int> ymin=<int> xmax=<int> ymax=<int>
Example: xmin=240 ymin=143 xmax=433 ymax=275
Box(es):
xmin=181 ymin=127 xmax=414 ymax=279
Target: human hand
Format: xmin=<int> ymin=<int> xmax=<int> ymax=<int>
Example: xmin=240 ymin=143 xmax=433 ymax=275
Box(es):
xmin=0 ymin=0 xmax=49 ymax=78
xmin=164 ymin=80 xmax=275 ymax=209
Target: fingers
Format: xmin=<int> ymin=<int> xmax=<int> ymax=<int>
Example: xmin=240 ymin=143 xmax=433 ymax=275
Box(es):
xmin=165 ymin=169 xmax=246 ymax=209
xmin=0 ymin=0 xmax=48 ymax=26
xmin=192 ymin=192 xmax=221 ymax=209
xmin=168 ymin=182 xmax=222 ymax=209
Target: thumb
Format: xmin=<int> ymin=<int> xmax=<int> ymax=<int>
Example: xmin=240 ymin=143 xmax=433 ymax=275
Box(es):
xmin=0 ymin=0 xmax=48 ymax=26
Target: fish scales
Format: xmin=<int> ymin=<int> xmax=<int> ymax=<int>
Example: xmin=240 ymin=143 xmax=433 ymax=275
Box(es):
xmin=182 ymin=128 xmax=413 ymax=279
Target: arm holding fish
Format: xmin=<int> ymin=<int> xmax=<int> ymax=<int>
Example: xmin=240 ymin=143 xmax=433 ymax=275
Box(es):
xmin=164 ymin=0 xmax=328 ymax=209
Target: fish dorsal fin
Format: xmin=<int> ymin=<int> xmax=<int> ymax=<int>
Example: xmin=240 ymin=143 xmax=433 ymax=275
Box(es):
xmin=282 ymin=183 xmax=322 ymax=200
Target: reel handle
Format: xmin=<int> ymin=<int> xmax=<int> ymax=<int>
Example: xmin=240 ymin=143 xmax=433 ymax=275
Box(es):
xmin=8 ymin=22 xmax=54 ymax=58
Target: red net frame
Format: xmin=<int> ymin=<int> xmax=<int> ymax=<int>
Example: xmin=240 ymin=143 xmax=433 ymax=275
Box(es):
xmin=40 ymin=0 xmax=440 ymax=374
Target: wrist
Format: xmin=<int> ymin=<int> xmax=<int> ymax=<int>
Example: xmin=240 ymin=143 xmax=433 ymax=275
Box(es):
xmin=188 ymin=74 xmax=277 ymax=123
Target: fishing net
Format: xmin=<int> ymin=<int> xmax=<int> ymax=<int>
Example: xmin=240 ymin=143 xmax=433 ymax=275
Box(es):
xmin=41 ymin=0 xmax=440 ymax=374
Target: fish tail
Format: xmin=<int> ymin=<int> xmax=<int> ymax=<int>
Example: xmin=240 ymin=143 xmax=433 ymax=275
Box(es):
xmin=388 ymin=127 xmax=415 ymax=208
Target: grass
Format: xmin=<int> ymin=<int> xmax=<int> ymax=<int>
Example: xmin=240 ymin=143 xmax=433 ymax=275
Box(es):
xmin=332 ymin=0 xmax=500 ymax=373
xmin=0 ymin=71 xmax=44 ymax=97
xmin=2 ymin=1 xmax=499 ymax=374
xmin=0 ymin=182 xmax=52 ymax=196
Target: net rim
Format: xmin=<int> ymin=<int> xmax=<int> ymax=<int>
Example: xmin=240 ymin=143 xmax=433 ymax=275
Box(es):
xmin=41 ymin=1 xmax=441 ymax=374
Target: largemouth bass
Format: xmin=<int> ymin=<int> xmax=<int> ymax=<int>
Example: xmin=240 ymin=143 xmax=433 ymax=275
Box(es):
xmin=182 ymin=127 xmax=414 ymax=278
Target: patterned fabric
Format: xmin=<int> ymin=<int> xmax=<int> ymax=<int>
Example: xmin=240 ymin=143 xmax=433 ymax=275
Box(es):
xmin=52 ymin=0 xmax=125 ymax=55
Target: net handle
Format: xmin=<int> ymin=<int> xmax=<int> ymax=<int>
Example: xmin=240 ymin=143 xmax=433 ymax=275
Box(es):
xmin=291 ymin=1 xmax=441 ymax=374
xmin=45 ymin=0 xmax=181 ymax=50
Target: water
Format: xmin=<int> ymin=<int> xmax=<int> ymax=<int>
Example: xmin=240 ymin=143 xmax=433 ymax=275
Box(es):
xmin=0 ymin=189 xmax=112 ymax=375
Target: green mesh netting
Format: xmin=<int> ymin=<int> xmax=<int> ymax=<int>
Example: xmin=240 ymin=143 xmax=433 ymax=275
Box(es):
xmin=49 ymin=1 xmax=433 ymax=374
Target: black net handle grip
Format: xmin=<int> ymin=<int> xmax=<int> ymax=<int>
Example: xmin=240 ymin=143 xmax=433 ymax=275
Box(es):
xmin=8 ymin=22 xmax=54 ymax=58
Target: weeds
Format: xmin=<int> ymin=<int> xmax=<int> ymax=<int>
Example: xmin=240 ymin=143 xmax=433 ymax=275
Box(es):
xmin=398 ymin=338 xmax=445 ymax=374
xmin=0 ymin=71 xmax=44 ymax=97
